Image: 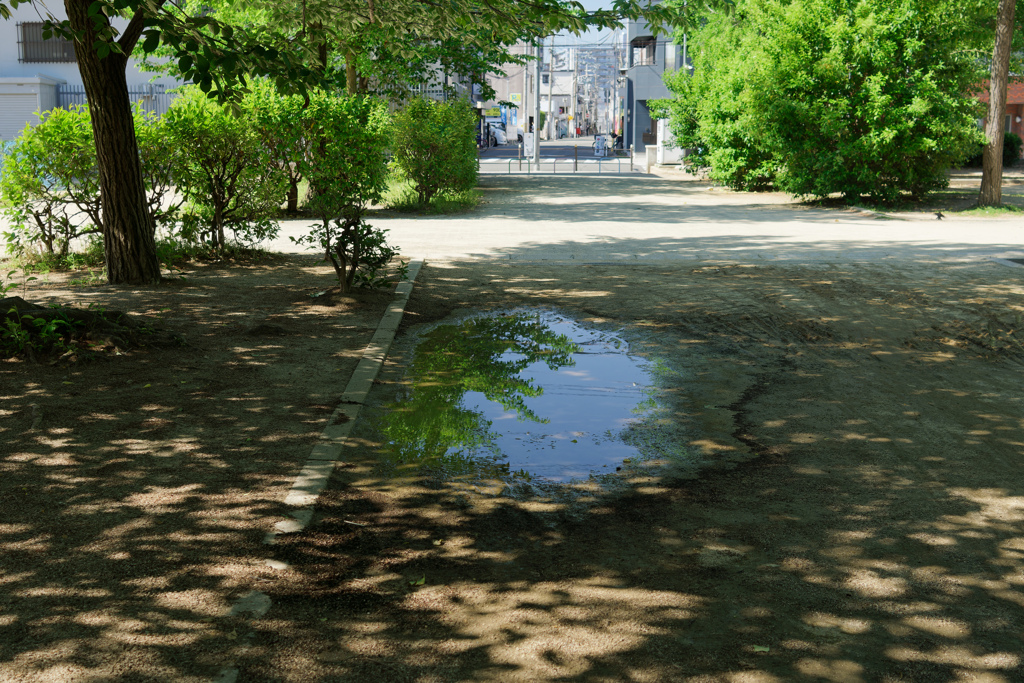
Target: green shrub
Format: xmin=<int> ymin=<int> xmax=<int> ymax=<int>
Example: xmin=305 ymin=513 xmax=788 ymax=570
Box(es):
xmin=664 ymin=0 xmax=989 ymax=203
xmin=0 ymin=106 xmax=102 ymax=260
xmin=384 ymin=175 xmax=480 ymax=214
xmin=164 ymin=86 xmax=287 ymax=249
xmin=244 ymin=79 xmax=308 ymax=213
xmin=0 ymin=103 xmax=193 ymax=267
xmin=291 ymin=92 xmax=400 ymax=292
xmin=967 ymin=132 xmax=1024 ymax=167
xmin=135 ymin=108 xmax=184 ymax=232
xmin=391 ymin=97 xmax=478 ymax=204
xmin=1006 ymin=132 xmax=1024 ymax=165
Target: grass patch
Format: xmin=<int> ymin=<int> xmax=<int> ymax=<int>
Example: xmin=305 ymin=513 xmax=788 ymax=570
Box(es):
xmin=382 ymin=177 xmax=481 ymax=215
xmin=3 ymin=236 xmax=106 ymax=274
xmin=155 ymin=235 xmax=279 ymax=269
xmin=808 ymin=187 xmax=1024 ymax=215
xmin=955 ymin=203 xmax=1024 ymax=217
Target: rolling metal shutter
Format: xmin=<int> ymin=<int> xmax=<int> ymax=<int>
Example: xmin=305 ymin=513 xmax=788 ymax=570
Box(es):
xmin=0 ymin=94 xmax=39 ymax=141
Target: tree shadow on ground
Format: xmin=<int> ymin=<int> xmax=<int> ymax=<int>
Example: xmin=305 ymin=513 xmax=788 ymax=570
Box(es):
xmin=0 ymin=257 xmax=392 ymax=682
xmin=243 ymin=258 xmax=1024 ymax=682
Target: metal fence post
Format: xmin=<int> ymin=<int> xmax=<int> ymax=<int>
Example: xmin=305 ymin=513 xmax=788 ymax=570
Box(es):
xmin=574 ymin=145 xmax=578 ymax=173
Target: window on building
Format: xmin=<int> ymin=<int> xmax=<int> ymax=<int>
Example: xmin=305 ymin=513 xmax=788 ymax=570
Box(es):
xmin=542 ymin=74 xmax=550 ymax=85
xmin=18 ymin=22 xmax=76 ymax=63
xmin=665 ymin=43 xmax=677 ymax=72
xmin=1007 ymin=114 xmax=1013 ymax=133
xmin=631 ymin=37 xmax=656 ymax=67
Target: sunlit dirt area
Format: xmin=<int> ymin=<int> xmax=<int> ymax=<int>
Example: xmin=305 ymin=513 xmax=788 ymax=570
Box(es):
xmin=254 ymin=260 xmax=1024 ymax=682
xmin=3 ymin=256 xmax=1024 ymax=681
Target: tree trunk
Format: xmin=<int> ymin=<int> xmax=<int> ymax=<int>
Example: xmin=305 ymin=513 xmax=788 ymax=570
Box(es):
xmin=979 ymin=0 xmax=1016 ymax=207
xmin=346 ymin=49 xmax=358 ymax=94
xmin=287 ymin=179 xmax=299 ymax=213
xmin=65 ymin=0 xmax=162 ymax=284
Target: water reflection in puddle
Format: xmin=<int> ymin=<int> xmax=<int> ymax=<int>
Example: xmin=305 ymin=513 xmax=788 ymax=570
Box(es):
xmin=377 ymin=310 xmax=659 ymax=483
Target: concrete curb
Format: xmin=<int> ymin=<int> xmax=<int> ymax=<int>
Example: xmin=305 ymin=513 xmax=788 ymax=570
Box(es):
xmin=215 ymin=261 xmax=423 ymax=683
xmin=266 ymin=259 xmax=423 ymax=544
xmin=990 ymin=257 xmax=1024 ymax=269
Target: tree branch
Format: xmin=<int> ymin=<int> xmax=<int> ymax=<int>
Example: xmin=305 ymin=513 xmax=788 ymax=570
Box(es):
xmin=118 ymin=6 xmax=149 ymax=56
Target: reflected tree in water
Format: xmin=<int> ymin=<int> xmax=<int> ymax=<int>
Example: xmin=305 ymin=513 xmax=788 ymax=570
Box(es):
xmin=379 ymin=313 xmax=581 ymax=475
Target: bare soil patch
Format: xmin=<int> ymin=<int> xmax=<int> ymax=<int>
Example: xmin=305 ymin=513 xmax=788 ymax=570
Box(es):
xmin=248 ymin=260 xmax=1024 ymax=682
xmin=0 ymin=256 xmax=394 ymax=682
xmin=4 ymin=257 xmax=1024 ymax=682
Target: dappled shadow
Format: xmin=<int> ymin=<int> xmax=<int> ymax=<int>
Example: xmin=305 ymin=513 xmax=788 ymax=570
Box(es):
xmin=0 ymin=257 xmax=392 ymax=681
xmin=240 ymin=258 xmax=1024 ymax=681
xmin=457 ymin=234 xmax=1024 ymax=263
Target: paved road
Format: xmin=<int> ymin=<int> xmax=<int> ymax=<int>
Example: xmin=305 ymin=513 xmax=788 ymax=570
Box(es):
xmin=479 ymin=136 xmax=622 ymax=161
xmin=267 ymin=175 xmax=1024 ymax=264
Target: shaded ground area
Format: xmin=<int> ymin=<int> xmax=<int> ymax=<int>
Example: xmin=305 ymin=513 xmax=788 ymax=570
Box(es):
xmin=245 ymin=260 xmax=1024 ymax=682
xmin=0 ymin=256 xmax=394 ymax=682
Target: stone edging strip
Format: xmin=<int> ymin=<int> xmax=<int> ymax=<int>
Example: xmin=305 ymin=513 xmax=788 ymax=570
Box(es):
xmin=265 ymin=259 xmax=423 ymax=544
xmin=990 ymin=257 xmax=1024 ymax=269
xmin=215 ymin=260 xmax=423 ymax=683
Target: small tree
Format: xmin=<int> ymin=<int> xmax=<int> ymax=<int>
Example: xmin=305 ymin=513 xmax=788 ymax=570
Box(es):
xmin=0 ymin=106 xmax=102 ymax=260
xmin=245 ymin=80 xmax=308 ymax=213
xmin=391 ymin=97 xmax=478 ymax=205
xmin=164 ymin=86 xmax=286 ymax=249
xmin=292 ymin=92 xmax=395 ymax=292
xmin=134 ymin=107 xmax=184 ymax=233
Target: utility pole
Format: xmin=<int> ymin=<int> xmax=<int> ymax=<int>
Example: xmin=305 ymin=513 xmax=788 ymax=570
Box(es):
xmin=570 ymin=49 xmax=577 ymax=139
xmin=546 ymin=35 xmax=555 ymax=140
xmin=532 ymin=39 xmax=541 ymax=164
xmin=523 ymin=43 xmax=530 ymax=141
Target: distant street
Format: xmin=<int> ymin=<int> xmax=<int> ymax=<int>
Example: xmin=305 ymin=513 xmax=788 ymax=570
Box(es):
xmin=478 ymin=136 xmax=623 ymax=160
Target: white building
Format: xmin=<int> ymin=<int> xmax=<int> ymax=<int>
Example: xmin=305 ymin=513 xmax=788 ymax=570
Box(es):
xmin=0 ymin=5 xmax=179 ymax=140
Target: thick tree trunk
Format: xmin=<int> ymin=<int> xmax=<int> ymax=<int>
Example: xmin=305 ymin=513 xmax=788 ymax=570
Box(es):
xmin=979 ymin=0 xmax=1016 ymax=207
xmin=65 ymin=0 xmax=162 ymax=284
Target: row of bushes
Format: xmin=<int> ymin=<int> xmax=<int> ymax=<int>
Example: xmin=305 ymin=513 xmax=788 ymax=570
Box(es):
xmin=656 ymin=0 xmax=996 ymax=204
xmin=0 ymin=84 xmax=479 ymax=288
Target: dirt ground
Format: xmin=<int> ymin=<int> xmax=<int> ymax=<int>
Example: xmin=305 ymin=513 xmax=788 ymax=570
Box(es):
xmin=4 ymin=255 xmax=1024 ymax=682
xmin=0 ymin=256 xmax=394 ymax=682
xmin=247 ymin=259 xmax=1024 ymax=682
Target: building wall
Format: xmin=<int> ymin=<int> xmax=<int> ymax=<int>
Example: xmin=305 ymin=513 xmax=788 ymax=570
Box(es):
xmin=1 ymin=6 xmax=182 ymax=138
xmin=625 ymin=18 xmax=673 ymax=152
xmin=1 ymin=5 xmax=178 ymax=86
xmin=975 ymin=81 xmax=1024 ymax=156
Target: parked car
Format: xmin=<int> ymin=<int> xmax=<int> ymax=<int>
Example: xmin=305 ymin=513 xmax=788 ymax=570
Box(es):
xmin=486 ymin=122 xmax=508 ymax=146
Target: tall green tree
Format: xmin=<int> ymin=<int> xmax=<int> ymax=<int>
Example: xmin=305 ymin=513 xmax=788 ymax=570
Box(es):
xmin=661 ymin=0 xmax=997 ymax=203
xmin=0 ymin=0 xmax=722 ymax=284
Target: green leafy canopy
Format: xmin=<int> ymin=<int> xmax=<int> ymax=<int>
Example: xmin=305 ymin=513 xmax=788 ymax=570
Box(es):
xmin=660 ymin=0 xmax=999 ymax=203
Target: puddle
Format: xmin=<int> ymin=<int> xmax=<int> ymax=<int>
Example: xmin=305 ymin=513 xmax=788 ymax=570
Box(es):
xmin=373 ymin=309 xmax=673 ymax=485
